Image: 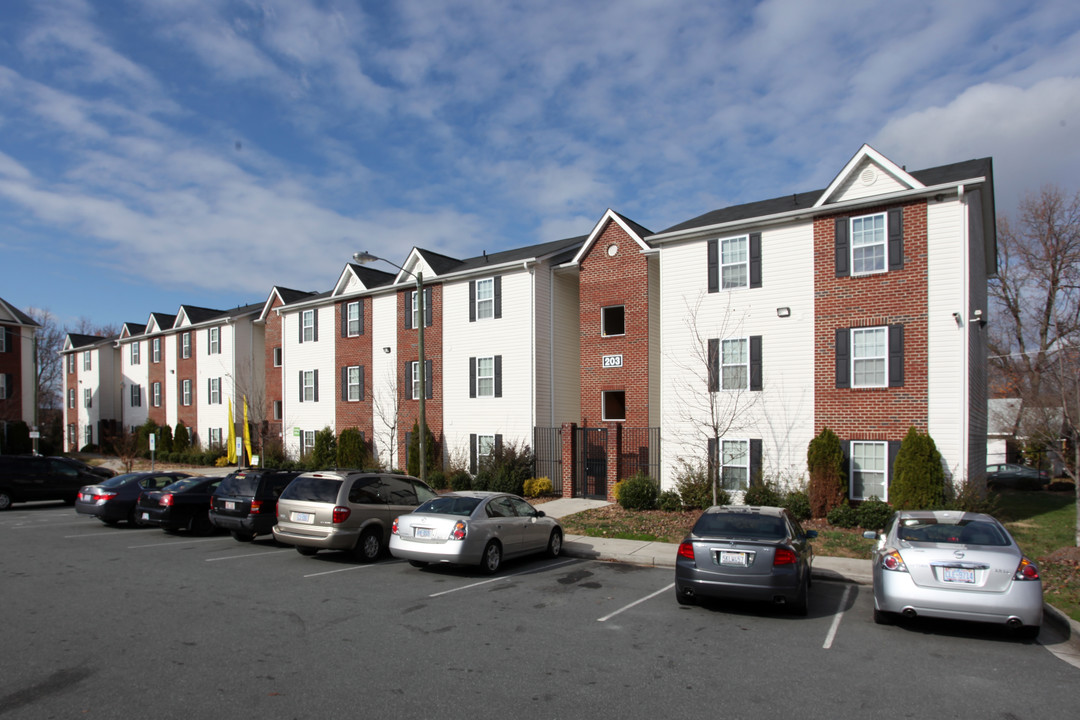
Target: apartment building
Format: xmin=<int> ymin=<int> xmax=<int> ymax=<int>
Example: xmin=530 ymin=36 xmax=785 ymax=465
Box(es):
xmin=0 ymin=297 xmax=40 ymax=433
xmin=62 ymin=333 xmax=120 ymax=451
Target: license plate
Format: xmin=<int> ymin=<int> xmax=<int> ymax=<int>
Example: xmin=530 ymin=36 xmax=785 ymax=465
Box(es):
xmin=943 ymin=567 xmax=975 ymax=583
xmin=414 ymin=527 xmax=433 ymax=539
xmin=293 ymin=512 xmax=314 ymax=524
xmin=141 ymin=512 xmax=149 ymax=520
xmin=718 ymin=550 xmax=748 ymax=567
xmin=225 ymin=501 xmax=236 ymax=510
xmin=81 ymin=493 xmax=91 ymax=501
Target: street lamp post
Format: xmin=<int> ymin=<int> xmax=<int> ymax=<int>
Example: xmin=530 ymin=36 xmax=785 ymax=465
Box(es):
xmin=353 ymin=251 xmax=426 ymax=483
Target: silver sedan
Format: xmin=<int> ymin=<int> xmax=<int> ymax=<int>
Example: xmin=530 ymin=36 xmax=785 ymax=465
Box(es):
xmin=389 ymin=492 xmax=563 ymax=574
xmin=864 ymin=510 xmax=1043 ymax=637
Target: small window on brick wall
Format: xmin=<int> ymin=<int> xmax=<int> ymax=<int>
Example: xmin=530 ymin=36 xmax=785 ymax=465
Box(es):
xmin=602 ymin=306 xmax=625 ymax=337
xmin=602 ymin=391 xmax=626 ymax=421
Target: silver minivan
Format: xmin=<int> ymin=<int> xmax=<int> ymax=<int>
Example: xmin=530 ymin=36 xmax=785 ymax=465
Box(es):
xmin=273 ymin=470 xmax=436 ymax=561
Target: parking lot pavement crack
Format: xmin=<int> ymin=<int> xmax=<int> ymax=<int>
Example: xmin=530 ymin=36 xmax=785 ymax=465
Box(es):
xmin=0 ymin=666 xmax=96 ymax=716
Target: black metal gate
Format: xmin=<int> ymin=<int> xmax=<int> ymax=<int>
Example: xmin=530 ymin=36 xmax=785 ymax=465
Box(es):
xmin=618 ymin=427 xmax=661 ymax=481
xmin=574 ymin=427 xmax=608 ymax=499
xmin=533 ymin=427 xmax=562 ymax=485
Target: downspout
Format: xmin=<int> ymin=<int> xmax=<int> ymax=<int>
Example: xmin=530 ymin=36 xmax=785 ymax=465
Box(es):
xmin=959 ymin=184 xmax=970 ymax=489
xmin=527 ymin=262 xmax=535 ymax=431
xmin=549 ymin=267 xmax=556 ymax=426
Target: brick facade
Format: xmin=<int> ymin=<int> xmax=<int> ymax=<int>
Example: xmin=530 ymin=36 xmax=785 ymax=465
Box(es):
xmin=397 ymin=284 xmax=443 ymax=468
xmin=0 ymin=325 xmax=22 ymax=422
xmin=148 ymin=339 xmax=166 ymax=425
xmin=335 ymin=298 xmax=375 ymax=449
xmin=176 ymin=333 xmax=197 ymax=432
xmin=264 ymin=296 xmax=284 ymax=444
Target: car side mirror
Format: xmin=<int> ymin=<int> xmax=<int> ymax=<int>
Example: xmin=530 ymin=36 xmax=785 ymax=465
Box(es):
xmin=862 ymin=531 xmax=878 ymax=540
xmin=805 ymin=530 xmax=818 ymax=539
xmin=536 ymin=510 xmax=546 ymax=518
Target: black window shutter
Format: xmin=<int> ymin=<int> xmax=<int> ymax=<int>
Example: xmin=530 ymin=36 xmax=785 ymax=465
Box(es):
xmin=359 ymin=365 xmax=365 ymax=401
xmin=313 ymin=311 xmax=319 ymax=342
xmin=749 ymin=335 xmax=762 ymax=391
xmin=341 ymin=367 xmax=348 ymax=401
xmin=494 ymin=276 xmax=502 ymax=319
xmin=707 ymin=338 xmax=719 ymax=392
xmin=469 ymin=357 xmax=476 ymax=398
xmin=888 ymin=208 xmax=904 ymax=270
xmin=469 ymin=281 xmax=476 ymax=322
xmin=424 ymin=287 xmax=433 ymax=327
xmin=495 ymin=434 xmax=503 ymax=451
xmin=842 ymin=441 xmax=851 ymax=498
xmin=298 ymin=371 xmax=303 ymax=403
xmin=313 ymin=369 xmax=319 ymax=402
xmin=341 ymin=304 xmax=348 ymax=337
xmin=3 ymin=328 xmax=10 ymax=351
xmin=494 ymin=355 xmax=502 ymax=398
xmin=298 ymin=314 xmax=304 ymax=344
xmin=404 ymin=291 xmax=413 ymax=330
xmin=218 ymin=377 xmax=223 ymax=404
xmin=207 ymin=329 xmax=211 ymax=354
xmin=358 ymin=299 xmax=365 ymax=335
xmin=749 ymin=232 xmax=762 ymax=288
xmin=470 ymin=434 xmax=477 ymax=474
xmin=835 ymin=218 xmax=850 ymax=278
xmin=887 ymin=441 xmax=901 ymax=493
xmin=404 ymin=362 xmax=413 ymax=399
xmin=888 ymin=324 xmax=905 ymax=387
xmin=835 ymin=329 xmax=850 ymax=388
xmin=425 ymin=359 xmax=433 ymax=399
xmin=749 ymin=439 xmax=763 ymax=487
xmin=707 ymin=239 xmax=718 ymax=293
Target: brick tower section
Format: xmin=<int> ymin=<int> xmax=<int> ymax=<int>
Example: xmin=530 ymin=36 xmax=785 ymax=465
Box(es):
xmin=264 ymin=296 xmax=284 ymax=445
xmin=0 ymin=325 xmax=21 ymax=420
xmin=813 ymin=200 xmax=930 ymax=441
xmin=176 ymin=333 xmax=197 ymax=433
xmin=65 ymin=352 xmax=78 ymax=449
xmin=335 ymin=299 xmax=375 ymax=448
xmin=397 ymin=284 xmax=443 ymax=469
xmin=148 ymin=341 xmax=166 ymax=426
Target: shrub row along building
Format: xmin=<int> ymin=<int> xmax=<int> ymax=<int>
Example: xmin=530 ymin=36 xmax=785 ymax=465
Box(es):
xmin=59 ymin=145 xmax=996 ymax=501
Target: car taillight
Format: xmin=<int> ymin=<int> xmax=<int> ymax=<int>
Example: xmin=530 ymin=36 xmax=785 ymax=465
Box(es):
xmin=92 ymin=492 xmax=116 ymax=503
xmin=250 ymin=500 xmax=262 ymax=515
xmin=677 ymin=541 xmax=695 ymax=560
xmin=881 ymin=550 xmax=907 ymax=572
xmin=450 ymin=520 xmax=467 ymax=540
xmin=1015 ymin=557 xmax=1040 ymax=581
xmin=773 ymin=548 xmax=797 ymax=565
xmin=332 ymin=506 xmax=351 ymax=524
xmin=391 ymin=518 xmax=399 ymax=535
xmin=160 ymin=494 xmax=173 ymax=507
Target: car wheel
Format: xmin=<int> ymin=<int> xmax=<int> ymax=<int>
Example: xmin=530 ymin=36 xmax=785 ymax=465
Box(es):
xmin=354 ymin=528 xmax=383 ymax=563
xmin=675 ymin=586 xmax=696 ymax=606
xmin=408 ymin=560 xmax=428 ymax=568
xmin=0 ymin=491 xmax=11 ymax=511
xmin=231 ymin=531 xmax=255 ymax=542
xmin=873 ymin=608 xmax=897 ymax=625
xmin=546 ymin=529 xmax=563 ymax=558
xmin=480 ymin=540 xmax=502 ymax=575
xmin=789 ymin=575 xmax=809 ymax=616
xmin=296 ymin=546 xmax=318 ymax=556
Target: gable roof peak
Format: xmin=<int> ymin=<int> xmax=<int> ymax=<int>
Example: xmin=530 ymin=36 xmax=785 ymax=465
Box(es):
xmin=813 ymin=143 xmax=925 ymax=208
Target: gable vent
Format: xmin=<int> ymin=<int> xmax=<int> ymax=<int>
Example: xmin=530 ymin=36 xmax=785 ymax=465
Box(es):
xmin=860 ymin=167 xmax=877 ymax=186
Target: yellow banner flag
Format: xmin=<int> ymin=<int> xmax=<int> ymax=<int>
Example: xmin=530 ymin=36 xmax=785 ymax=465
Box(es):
xmin=243 ymin=395 xmax=253 ymax=463
xmin=227 ymin=397 xmax=237 ymax=463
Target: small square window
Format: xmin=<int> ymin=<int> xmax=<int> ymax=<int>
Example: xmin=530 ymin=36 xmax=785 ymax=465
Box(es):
xmin=273 ymin=347 xmax=282 ymax=367
xmin=273 ymin=401 xmax=282 ymax=420
xmin=602 ymin=391 xmax=626 ymax=421
xmin=602 ymin=306 xmax=625 ymax=337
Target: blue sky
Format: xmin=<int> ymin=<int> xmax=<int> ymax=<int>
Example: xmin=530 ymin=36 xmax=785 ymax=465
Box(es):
xmin=2 ymin=0 xmax=1079 ymax=331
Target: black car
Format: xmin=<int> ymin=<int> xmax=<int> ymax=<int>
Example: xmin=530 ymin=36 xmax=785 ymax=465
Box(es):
xmin=986 ymin=463 xmax=1051 ymax=490
xmin=0 ymin=455 xmax=107 ymax=510
xmin=75 ymin=471 xmax=192 ymax=525
xmin=50 ymin=456 xmax=116 ymax=480
xmin=674 ymin=505 xmax=817 ymax=615
xmin=209 ymin=468 xmax=303 ymax=541
xmin=135 ymin=476 xmax=224 ymax=533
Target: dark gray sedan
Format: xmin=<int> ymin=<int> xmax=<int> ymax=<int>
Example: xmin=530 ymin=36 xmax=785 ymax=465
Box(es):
xmin=674 ymin=505 xmax=816 ymax=615
xmin=76 ymin=471 xmax=191 ymax=525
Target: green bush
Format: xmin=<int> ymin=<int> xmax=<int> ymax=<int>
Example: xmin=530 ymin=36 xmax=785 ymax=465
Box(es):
xmin=426 ymin=469 xmax=447 ymax=490
xmin=336 ymin=428 xmax=367 ymax=469
xmin=891 ymin=427 xmax=946 ymax=510
xmin=79 ymin=443 xmax=99 ymax=453
xmin=523 ymin=477 xmax=553 ymax=497
xmin=617 ymin=472 xmax=658 ymax=511
xmin=136 ymin=419 xmax=158 ymax=458
xmin=309 ymin=427 xmax=337 ymax=470
xmin=157 ymin=425 xmax=174 ymax=454
xmin=475 ymin=440 xmax=534 ymax=496
xmin=658 ymin=490 xmax=682 ymax=512
xmin=173 ymin=422 xmax=190 ymax=451
xmin=827 ymin=502 xmax=859 ymax=528
xmin=1048 ymin=480 xmax=1076 ymax=493
xmin=262 ymin=439 xmax=286 ymax=468
xmin=743 ymin=481 xmax=783 ymax=507
xmin=406 ymin=421 xmax=438 ymax=478
xmin=807 ymin=427 xmax=846 ymax=518
xmin=782 ymin=490 xmax=812 ymax=521
xmin=856 ymin=497 xmax=893 ymax=531
xmin=448 ymin=469 xmax=472 ymax=492
xmin=673 ymin=459 xmax=724 ymax=509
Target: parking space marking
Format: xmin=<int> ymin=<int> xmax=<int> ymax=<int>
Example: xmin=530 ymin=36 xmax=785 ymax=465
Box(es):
xmin=127 ymin=537 xmax=226 ymax=549
xmin=822 ymin=584 xmax=853 ymax=649
xmin=205 ymin=549 xmax=294 ymax=562
xmin=63 ymin=529 xmax=159 ymax=538
xmin=428 ymin=558 xmax=579 ymax=597
xmin=304 ymin=564 xmax=377 ymax=578
xmin=16 ymin=521 xmax=100 ymax=529
xmin=597 ymin=583 xmax=674 ymax=623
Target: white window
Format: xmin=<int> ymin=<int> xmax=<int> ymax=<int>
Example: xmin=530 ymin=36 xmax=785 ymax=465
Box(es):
xmin=0 ymin=375 xmax=6 ymax=400
xmin=152 ymin=382 xmax=161 ymax=407
xmin=720 ymin=439 xmax=749 ymax=491
xmin=851 ymin=213 xmax=886 ymax=275
xmin=602 ymin=391 xmax=626 ymax=421
xmin=601 ymin=306 xmax=625 ymax=337
xmin=411 ymin=291 xmax=430 ymax=329
xmin=302 ymin=370 xmax=316 ymax=402
xmin=130 ymin=342 xmax=140 ymax=365
xmin=851 ymin=441 xmax=887 ymax=500
xmin=302 ymin=310 xmax=315 ymax=343
xmin=721 ymin=338 xmax=749 ymax=390
xmin=182 ymin=379 xmax=192 ymax=406
xmin=181 ymin=332 xmax=191 ymax=359
xmin=852 ymin=327 xmax=887 ymax=388
xmin=0 ymin=329 xmax=5 ymax=353
xmin=209 ymin=377 xmax=221 ymax=404
xmin=209 ymin=327 xmax=220 ymax=354
xmin=130 ymin=384 xmax=141 ymax=407
xmin=152 ymin=338 xmax=161 ymax=363
xmin=346 ymin=301 xmax=361 ymax=336
xmin=720 ymin=235 xmax=749 ymax=289
xmin=477 ymin=434 xmax=495 ymax=458
xmin=273 ymin=347 xmax=282 ymax=367
xmin=347 ymin=366 xmax=362 ymax=401
xmin=209 ymin=428 xmax=222 ymax=447
xmin=84 ymin=425 xmax=93 ymax=445
xmin=67 ymin=354 xmax=74 ymax=373
xmin=476 ymin=357 xmax=495 ymax=397
xmin=273 ymin=401 xmax=282 ymax=420
xmin=476 ymin=279 xmax=494 ymax=320
xmin=84 ymin=388 xmax=92 ymax=408
xmin=68 ymin=388 xmax=75 ymax=408
xmin=302 ymin=430 xmax=315 ymax=455
xmin=68 ymin=424 xmax=76 ymax=447
xmin=83 ymin=351 xmax=92 ymax=370
xmin=410 ymin=362 xmax=420 ymax=400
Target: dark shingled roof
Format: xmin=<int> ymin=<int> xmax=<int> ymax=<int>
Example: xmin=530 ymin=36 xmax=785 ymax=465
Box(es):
xmin=424 ymin=235 xmax=588 ymax=277
xmin=179 ymin=305 xmax=226 ymax=325
xmin=122 ymin=322 xmax=147 ymax=337
xmin=275 ymin=287 xmax=318 ymax=305
xmin=658 ymin=157 xmax=993 ymax=235
xmin=612 ymin=211 xmax=653 ymax=241
xmin=346 ymin=265 xmax=397 ymax=289
xmin=67 ymin=333 xmax=110 ymax=349
xmin=0 ymin=298 xmax=40 ymax=327
xmin=149 ymin=312 xmax=176 ymax=330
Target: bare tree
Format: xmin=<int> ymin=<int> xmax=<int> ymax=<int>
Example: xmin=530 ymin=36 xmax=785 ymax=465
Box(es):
xmin=372 ymin=364 xmax=400 ymax=470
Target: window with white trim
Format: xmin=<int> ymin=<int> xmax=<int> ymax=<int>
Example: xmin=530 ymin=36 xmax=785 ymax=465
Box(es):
xmin=302 ymin=310 xmax=315 ymax=343
xmin=302 ymin=430 xmax=315 ymax=455
xmin=84 ymin=388 xmax=92 ymax=408
xmin=851 ymin=441 xmax=887 ymax=500
xmin=601 ymin=306 xmax=625 ymax=337
xmin=130 ymin=384 xmax=141 ymax=407
xmin=410 ymin=362 xmax=420 ymax=400
xmin=152 ymin=338 xmax=161 ymax=363
xmin=851 ymin=213 xmax=886 ymax=275
xmin=476 ymin=279 xmax=494 ymax=320
xmin=302 ymin=371 xmax=316 ymax=402
xmin=0 ymin=374 xmax=6 ymax=400
xmin=67 ymin=354 xmax=74 ymax=373
xmin=83 ymin=351 xmax=92 ymax=370
xmin=181 ymin=332 xmax=191 ymax=359
xmin=722 ymin=338 xmax=749 ymax=390
xmin=721 ymin=439 xmax=749 ymax=491
xmin=346 ymin=366 xmax=362 ymax=401
xmin=209 ymin=377 xmax=221 ymax=405
xmin=273 ymin=401 xmax=282 ymax=420
xmin=273 ymin=347 xmax=282 ymax=367
xmin=68 ymin=388 xmax=75 ymax=408
xmin=67 ymin=424 xmax=76 ymax=447
xmin=130 ymin=342 xmax=140 ymax=365
xmin=84 ymin=424 xmax=93 ymax=446
xmin=0 ymin=329 xmax=5 ymax=353
xmin=152 ymin=382 xmax=162 ymax=407
xmin=411 ymin=291 xmax=430 ymax=329
xmin=477 ymin=434 xmax=495 ymax=459
xmin=182 ymin=379 xmax=192 ymax=406
xmin=346 ymin=301 xmax=361 ymax=337
xmin=209 ymin=327 xmax=220 ymax=354
xmin=852 ymin=327 xmax=887 ymax=388
xmin=476 ymin=357 xmax=495 ymax=397
xmin=209 ymin=427 xmax=222 ymax=447
xmin=720 ymin=235 xmax=749 ymax=289
xmin=602 ymin=391 xmax=626 ymax=421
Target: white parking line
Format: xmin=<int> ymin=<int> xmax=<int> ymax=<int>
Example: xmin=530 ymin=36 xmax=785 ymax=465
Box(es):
xmin=429 ymin=558 xmax=578 ymax=597
xmin=16 ymin=521 xmax=100 ymax=529
xmin=597 ymin=583 xmax=674 ymax=622
xmin=822 ymin=584 xmax=853 ymax=649
xmin=64 ymin=529 xmax=159 ymax=538
xmin=127 ymin=537 xmax=226 ymax=549
xmin=304 ymin=564 xmax=377 ymax=578
xmin=206 ymin=549 xmax=294 ymax=562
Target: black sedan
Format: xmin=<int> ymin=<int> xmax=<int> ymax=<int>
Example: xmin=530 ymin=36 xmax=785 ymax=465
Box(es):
xmin=986 ymin=463 xmax=1050 ymax=490
xmin=76 ymin=471 xmax=192 ymax=525
xmin=135 ymin=476 xmax=223 ymax=534
xmin=674 ymin=504 xmax=817 ymax=615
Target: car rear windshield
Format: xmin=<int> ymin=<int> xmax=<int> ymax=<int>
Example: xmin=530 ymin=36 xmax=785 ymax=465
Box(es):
xmin=693 ymin=513 xmax=786 ymax=540
xmin=98 ymin=473 xmax=142 ymax=488
xmin=280 ymin=477 xmax=343 ymax=503
xmin=415 ymin=496 xmax=483 ymax=517
xmin=217 ymin=473 xmax=259 ymax=496
xmin=898 ymin=519 xmax=1010 ymax=546
xmin=163 ymin=478 xmax=205 ymax=494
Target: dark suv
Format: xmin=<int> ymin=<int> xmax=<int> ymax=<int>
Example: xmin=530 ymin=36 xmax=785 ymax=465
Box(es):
xmin=209 ymin=468 xmax=303 ymax=541
xmin=0 ymin=455 xmax=107 ymax=510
